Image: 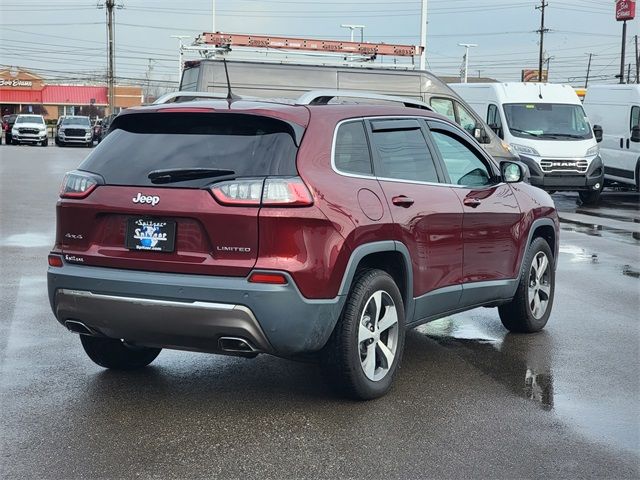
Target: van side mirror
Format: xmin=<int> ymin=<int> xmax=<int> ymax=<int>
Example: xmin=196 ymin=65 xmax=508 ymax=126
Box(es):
xmin=501 ymin=161 xmax=524 ymax=183
xmin=488 ymin=123 xmax=503 ymax=139
xmin=593 ymin=124 xmax=603 ymax=143
xmin=631 ymin=125 xmax=640 ymax=143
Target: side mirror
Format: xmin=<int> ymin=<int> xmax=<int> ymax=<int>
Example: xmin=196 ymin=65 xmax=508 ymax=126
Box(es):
xmin=501 ymin=161 xmax=524 ymax=183
xmin=631 ymin=125 xmax=640 ymax=143
xmin=474 ymin=127 xmax=491 ymax=144
xmin=593 ymin=124 xmax=603 ymax=143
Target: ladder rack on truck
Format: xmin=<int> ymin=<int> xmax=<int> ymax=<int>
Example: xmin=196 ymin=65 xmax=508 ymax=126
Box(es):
xmin=195 ymin=32 xmax=423 ymax=59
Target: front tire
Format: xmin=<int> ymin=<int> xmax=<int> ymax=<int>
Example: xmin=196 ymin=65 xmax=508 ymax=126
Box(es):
xmin=41 ymin=138 xmax=48 ymax=147
xmin=322 ymin=269 xmax=405 ymax=400
xmin=499 ymin=237 xmax=555 ymax=333
xmin=578 ymin=187 xmax=602 ymax=205
xmin=80 ymin=335 xmax=161 ymax=370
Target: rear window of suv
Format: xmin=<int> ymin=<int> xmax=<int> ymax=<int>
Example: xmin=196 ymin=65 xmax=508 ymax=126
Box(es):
xmin=79 ymin=112 xmax=300 ymax=187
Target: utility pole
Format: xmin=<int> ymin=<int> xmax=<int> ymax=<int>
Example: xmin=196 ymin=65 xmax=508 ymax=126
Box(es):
xmin=585 ymin=53 xmax=594 ymax=88
xmin=628 ymin=62 xmax=632 ymax=83
xmin=536 ymin=0 xmax=549 ymax=83
xmin=212 ymin=0 xmax=216 ymax=32
xmin=171 ymin=35 xmax=191 ymax=86
xmin=419 ymin=0 xmax=428 ymax=70
xmin=458 ymin=43 xmax=478 ymax=83
xmin=106 ymin=0 xmax=115 ymax=114
xmin=619 ymin=20 xmax=628 ymax=84
xmin=635 ymin=35 xmax=638 ymax=83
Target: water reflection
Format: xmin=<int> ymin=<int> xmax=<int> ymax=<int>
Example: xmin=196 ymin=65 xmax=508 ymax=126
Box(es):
xmin=417 ymin=317 xmax=554 ymax=410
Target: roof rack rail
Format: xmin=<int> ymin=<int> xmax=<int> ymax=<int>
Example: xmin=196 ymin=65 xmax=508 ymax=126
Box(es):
xmin=296 ymin=90 xmax=431 ymax=110
xmin=153 ymin=91 xmax=234 ymax=105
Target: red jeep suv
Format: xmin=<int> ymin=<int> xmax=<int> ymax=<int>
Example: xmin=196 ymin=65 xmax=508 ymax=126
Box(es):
xmin=47 ymin=92 xmax=558 ymax=399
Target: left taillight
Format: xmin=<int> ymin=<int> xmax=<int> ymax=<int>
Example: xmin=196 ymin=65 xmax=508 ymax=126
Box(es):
xmin=59 ymin=170 xmax=103 ymax=199
xmin=209 ymin=176 xmax=313 ymax=207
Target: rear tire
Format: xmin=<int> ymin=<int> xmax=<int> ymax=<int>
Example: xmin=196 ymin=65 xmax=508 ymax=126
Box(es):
xmin=322 ymin=269 xmax=405 ymax=400
xmin=80 ymin=335 xmax=161 ymax=370
xmin=499 ymin=237 xmax=555 ymax=333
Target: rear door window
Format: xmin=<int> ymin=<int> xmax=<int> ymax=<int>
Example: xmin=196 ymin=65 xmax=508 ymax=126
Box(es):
xmin=369 ymin=119 xmax=439 ymax=183
xmin=334 ymin=121 xmax=373 ymax=175
xmin=79 ymin=113 xmax=300 ymax=188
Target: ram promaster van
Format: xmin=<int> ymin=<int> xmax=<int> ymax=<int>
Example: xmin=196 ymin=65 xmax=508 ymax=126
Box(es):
xmin=180 ymin=59 xmax=517 ymax=163
xmin=450 ymin=82 xmax=604 ymax=204
xmin=583 ymin=84 xmax=640 ymax=191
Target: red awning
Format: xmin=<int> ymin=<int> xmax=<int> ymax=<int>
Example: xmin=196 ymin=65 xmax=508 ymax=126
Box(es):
xmin=42 ymin=85 xmax=108 ymax=105
xmin=0 ymin=89 xmax=42 ymax=104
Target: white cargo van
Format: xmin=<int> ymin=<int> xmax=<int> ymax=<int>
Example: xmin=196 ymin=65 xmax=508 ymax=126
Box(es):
xmin=583 ymin=84 xmax=640 ymax=191
xmin=450 ymin=82 xmax=604 ymax=204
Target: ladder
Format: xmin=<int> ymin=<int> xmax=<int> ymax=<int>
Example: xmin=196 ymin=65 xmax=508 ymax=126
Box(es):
xmin=196 ymin=32 xmax=422 ymax=58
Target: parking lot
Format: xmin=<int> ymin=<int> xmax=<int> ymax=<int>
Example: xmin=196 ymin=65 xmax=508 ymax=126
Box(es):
xmin=0 ymin=144 xmax=638 ymax=478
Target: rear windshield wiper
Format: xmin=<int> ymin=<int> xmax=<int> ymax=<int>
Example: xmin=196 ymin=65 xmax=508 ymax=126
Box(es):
xmin=509 ymin=128 xmax=540 ymax=137
xmin=148 ymin=168 xmax=235 ymax=184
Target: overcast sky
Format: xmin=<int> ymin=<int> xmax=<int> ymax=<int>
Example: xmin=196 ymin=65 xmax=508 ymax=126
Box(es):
xmin=0 ymin=0 xmax=638 ymax=88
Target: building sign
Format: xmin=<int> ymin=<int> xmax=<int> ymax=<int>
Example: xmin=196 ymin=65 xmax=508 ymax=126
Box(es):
xmin=616 ymin=0 xmax=636 ymax=21
xmin=521 ymin=69 xmax=548 ymax=82
xmin=0 ymin=79 xmax=33 ymax=88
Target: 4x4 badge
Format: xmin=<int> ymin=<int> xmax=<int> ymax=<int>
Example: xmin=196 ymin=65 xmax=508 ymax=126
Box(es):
xmin=132 ymin=193 xmax=160 ymax=206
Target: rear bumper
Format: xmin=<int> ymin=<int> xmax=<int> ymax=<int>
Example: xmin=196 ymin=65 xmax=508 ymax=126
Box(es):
xmin=48 ymin=264 xmax=345 ymax=357
xmin=519 ymin=155 xmax=604 ymax=191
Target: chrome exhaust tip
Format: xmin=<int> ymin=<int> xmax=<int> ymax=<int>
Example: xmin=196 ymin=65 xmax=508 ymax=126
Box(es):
xmin=64 ymin=320 xmax=96 ymax=336
xmin=218 ymin=336 xmax=258 ymax=354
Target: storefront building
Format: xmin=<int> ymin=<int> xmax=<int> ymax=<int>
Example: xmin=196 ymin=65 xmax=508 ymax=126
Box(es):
xmin=0 ymin=68 xmax=143 ymax=120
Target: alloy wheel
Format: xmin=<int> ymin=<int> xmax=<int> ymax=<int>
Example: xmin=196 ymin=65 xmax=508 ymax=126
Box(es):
xmin=358 ymin=290 xmax=399 ymax=382
xmin=528 ymin=251 xmax=551 ymax=319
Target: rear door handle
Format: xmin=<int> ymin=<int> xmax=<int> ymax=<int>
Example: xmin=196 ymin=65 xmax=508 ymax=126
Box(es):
xmin=392 ymin=195 xmax=415 ymax=207
xmin=463 ymin=197 xmax=482 ymax=208
xmin=620 ymin=138 xmax=624 ymax=148
xmin=627 ymin=138 xmax=630 ymax=149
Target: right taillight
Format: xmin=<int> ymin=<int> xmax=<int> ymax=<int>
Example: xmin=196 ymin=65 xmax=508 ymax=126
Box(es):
xmin=210 ymin=177 xmax=313 ymax=207
xmin=59 ymin=171 xmax=102 ymax=199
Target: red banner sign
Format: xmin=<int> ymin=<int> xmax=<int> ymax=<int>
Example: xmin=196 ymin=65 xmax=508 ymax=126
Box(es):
xmin=616 ymin=0 xmax=636 ymax=21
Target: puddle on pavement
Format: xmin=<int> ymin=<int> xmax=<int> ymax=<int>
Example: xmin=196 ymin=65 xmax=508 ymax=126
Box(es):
xmin=417 ymin=318 xmax=554 ymax=410
xmin=559 ymin=245 xmax=599 ymax=263
xmin=622 ymin=265 xmax=640 ymax=278
xmin=0 ymin=233 xmax=53 ymax=248
xmin=560 ymin=219 xmax=640 ymax=246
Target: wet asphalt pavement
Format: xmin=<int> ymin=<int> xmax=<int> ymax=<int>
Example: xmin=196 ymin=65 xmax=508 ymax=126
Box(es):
xmin=1 ymin=145 xmax=639 ymax=479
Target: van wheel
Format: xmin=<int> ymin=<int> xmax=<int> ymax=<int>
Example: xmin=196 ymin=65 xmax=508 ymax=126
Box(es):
xmin=578 ymin=187 xmax=602 ymax=205
xmin=80 ymin=335 xmax=161 ymax=370
xmin=499 ymin=237 xmax=554 ymax=333
xmin=322 ymin=269 xmax=405 ymax=400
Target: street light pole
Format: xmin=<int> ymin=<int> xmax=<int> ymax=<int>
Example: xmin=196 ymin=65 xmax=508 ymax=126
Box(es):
xmin=419 ymin=0 xmax=427 ymax=70
xmin=340 ymin=24 xmax=365 ymax=42
xmin=458 ymin=43 xmax=477 ymax=83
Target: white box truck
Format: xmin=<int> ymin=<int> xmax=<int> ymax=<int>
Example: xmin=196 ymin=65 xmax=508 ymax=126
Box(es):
xmin=450 ymin=82 xmax=604 ymax=204
xmin=583 ymin=84 xmax=640 ymax=191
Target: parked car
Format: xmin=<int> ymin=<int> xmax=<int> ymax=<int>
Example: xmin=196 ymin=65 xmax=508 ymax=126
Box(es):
xmin=3 ymin=114 xmax=18 ymax=144
xmin=450 ymin=82 xmax=604 ymax=204
xmin=11 ymin=114 xmax=48 ymax=146
xmin=583 ymin=84 xmax=639 ymax=191
xmin=47 ymin=91 xmax=559 ymax=400
xmin=56 ymin=116 xmax=93 ymax=147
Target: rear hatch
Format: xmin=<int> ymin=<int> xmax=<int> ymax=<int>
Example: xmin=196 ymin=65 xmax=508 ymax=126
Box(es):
xmin=55 ymin=111 xmax=302 ymax=276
